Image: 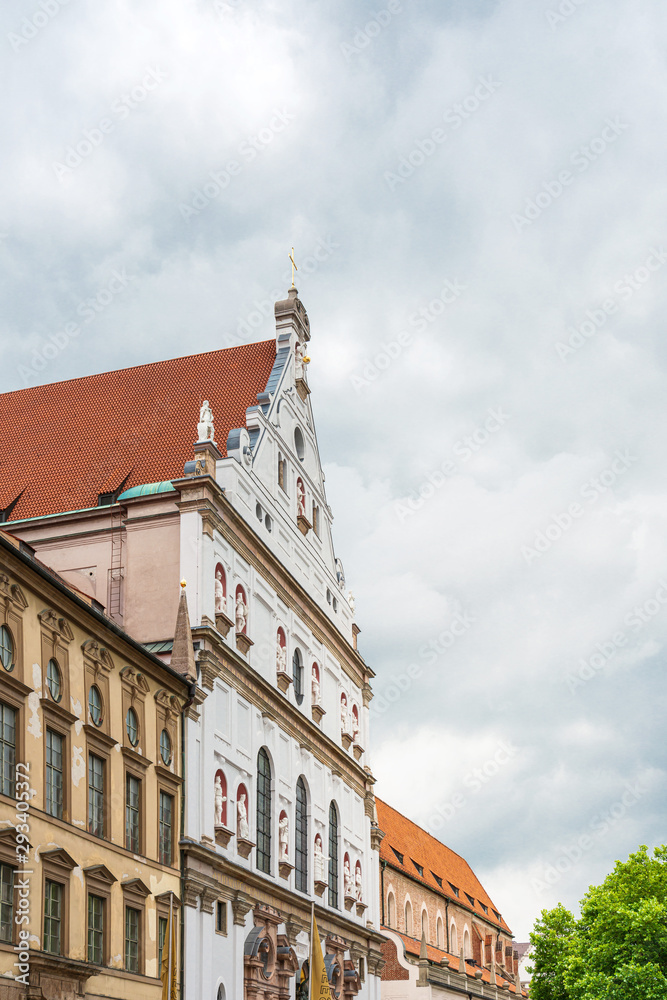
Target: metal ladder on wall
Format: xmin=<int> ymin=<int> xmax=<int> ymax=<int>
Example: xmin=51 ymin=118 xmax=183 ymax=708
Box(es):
xmin=108 ymin=507 xmax=124 ymax=624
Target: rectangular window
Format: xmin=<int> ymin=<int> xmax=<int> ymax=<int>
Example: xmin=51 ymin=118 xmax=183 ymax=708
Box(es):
xmin=0 ymin=863 xmax=14 ymax=943
xmin=216 ymin=900 xmax=227 ymax=934
xmin=87 ymin=894 xmax=104 ymax=965
xmin=158 ymin=791 xmax=173 ymax=865
xmin=88 ymin=754 xmax=105 ymax=838
xmin=46 ymin=729 xmax=64 ymax=819
xmin=0 ymin=702 xmax=16 ymax=798
xmin=125 ymin=906 xmax=140 ymax=973
xmin=43 ymin=880 xmax=62 ymax=955
xmin=158 ymin=915 xmax=168 ymax=970
xmin=125 ymin=775 xmax=140 ymax=854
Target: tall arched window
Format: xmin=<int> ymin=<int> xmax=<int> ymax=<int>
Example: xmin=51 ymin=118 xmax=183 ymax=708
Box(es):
xmin=450 ymin=922 xmax=458 ymax=953
xmin=436 ymin=916 xmax=444 ymax=949
xmin=328 ymin=802 xmax=339 ymax=908
xmin=405 ymin=899 xmax=413 ymax=936
xmin=421 ymin=908 xmax=429 ymax=941
xmin=387 ymin=892 xmax=396 ymax=928
xmin=463 ymin=928 xmax=471 ymax=959
xmin=293 ymin=648 xmax=304 ymax=704
xmin=295 ymin=777 xmax=308 ymax=893
xmin=256 ymin=749 xmax=272 ymax=874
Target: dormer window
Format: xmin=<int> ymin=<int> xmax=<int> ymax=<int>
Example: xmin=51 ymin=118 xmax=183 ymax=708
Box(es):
xmin=431 ymin=872 xmax=443 ymax=887
xmin=390 ymin=846 xmax=404 ymax=865
xmin=465 ymin=892 xmax=475 ymax=907
xmin=411 ymin=860 xmax=423 ymax=876
xmin=449 ymin=882 xmax=460 ymax=897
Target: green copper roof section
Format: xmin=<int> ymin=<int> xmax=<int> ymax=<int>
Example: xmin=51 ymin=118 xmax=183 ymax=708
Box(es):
xmin=118 ymin=481 xmax=177 ymax=500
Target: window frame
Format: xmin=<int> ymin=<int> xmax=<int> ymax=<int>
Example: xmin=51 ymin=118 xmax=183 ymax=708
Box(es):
xmin=87 ymin=892 xmax=105 ymax=965
xmin=0 ymin=861 xmax=15 ymax=944
xmin=45 ymin=726 xmax=65 ymax=820
xmin=0 ymin=700 xmax=17 ymax=800
xmin=124 ymin=905 xmax=142 ymax=974
xmin=295 ymin=776 xmax=308 ymax=894
xmin=256 ymin=748 xmax=272 ymax=875
xmin=43 ymin=879 xmax=64 ymax=955
xmin=158 ymin=790 xmax=174 ymax=867
xmin=328 ymin=802 xmax=339 ymax=908
xmin=125 ymin=771 xmax=143 ymax=856
xmin=292 ymin=647 xmax=304 ymax=705
xmin=88 ymin=752 xmax=105 ymax=839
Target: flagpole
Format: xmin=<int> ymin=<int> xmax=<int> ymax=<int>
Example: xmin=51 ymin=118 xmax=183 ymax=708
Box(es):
xmin=308 ymin=901 xmax=314 ymax=998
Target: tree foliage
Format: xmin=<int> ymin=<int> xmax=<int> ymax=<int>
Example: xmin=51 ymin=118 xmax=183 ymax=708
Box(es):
xmin=529 ymin=846 xmax=667 ymax=1000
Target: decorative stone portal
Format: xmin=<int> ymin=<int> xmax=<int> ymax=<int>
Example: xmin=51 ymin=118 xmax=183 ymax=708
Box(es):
xmin=243 ymin=905 xmax=298 ymax=999
xmin=324 ymin=934 xmax=362 ymax=999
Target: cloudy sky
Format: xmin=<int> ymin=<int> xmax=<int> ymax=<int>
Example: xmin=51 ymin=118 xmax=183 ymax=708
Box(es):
xmin=3 ymin=0 xmax=667 ymax=940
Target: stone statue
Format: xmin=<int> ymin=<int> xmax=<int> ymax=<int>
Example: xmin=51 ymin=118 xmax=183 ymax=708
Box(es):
xmin=235 ymin=593 xmax=247 ymax=633
xmin=344 ymin=858 xmax=354 ymax=897
xmin=311 ymin=666 xmax=321 ymax=705
xmin=197 ymin=400 xmax=215 ymax=442
xmin=355 ymin=866 xmax=363 ymax=901
xmin=297 ymin=479 xmax=306 ymax=516
xmin=295 ymin=343 xmax=305 ymax=380
xmin=214 ymin=775 xmax=226 ymax=826
xmin=237 ymin=793 xmax=250 ymax=839
xmin=340 ymin=697 xmax=348 ymax=734
xmin=314 ymin=836 xmax=325 ymax=882
xmin=347 ymin=591 xmax=356 ymax=614
xmin=277 ymin=640 xmax=287 ymax=673
xmin=215 ymin=570 xmax=225 ymax=614
xmin=352 ymin=708 xmax=360 ymax=743
xmin=279 ymin=814 xmax=289 ymax=860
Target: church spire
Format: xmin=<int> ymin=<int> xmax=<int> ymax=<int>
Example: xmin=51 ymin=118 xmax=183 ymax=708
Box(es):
xmin=170 ymin=581 xmax=197 ymax=682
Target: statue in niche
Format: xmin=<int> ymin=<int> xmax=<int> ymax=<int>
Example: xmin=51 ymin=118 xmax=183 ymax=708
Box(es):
xmin=344 ymin=858 xmax=354 ymax=897
xmin=237 ymin=792 xmax=250 ymax=839
xmin=235 ymin=592 xmax=248 ymax=633
xmin=297 ymin=479 xmax=306 ymax=517
xmin=215 ymin=570 xmax=225 ymax=614
xmin=197 ymin=400 xmax=215 ymax=442
xmin=352 ymin=708 xmax=360 ymax=743
xmin=214 ymin=775 xmax=226 ymax=827
xmin=356 ymin=866 xmax=363 ymax=901
xmin=279 ymin=814 xmax=289 ymax=860
xmin=277 ymin=639 xmax=287 ymax=673
xmin=311 ymin=666 xmax=321 ymax=705
xmin=314 ymin=836 xmax=325 ymax=882
xmin=340 ymin=697 xmax=348 ymax=734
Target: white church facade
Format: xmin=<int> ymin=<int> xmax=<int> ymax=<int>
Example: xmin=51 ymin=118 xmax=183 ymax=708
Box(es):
xmin=0 ymin=286 xmax=385 ymax=998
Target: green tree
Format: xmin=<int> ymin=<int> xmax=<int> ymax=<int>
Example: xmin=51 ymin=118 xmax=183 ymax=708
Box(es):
xmin=530 ymin=846 xmax=667 ymax=999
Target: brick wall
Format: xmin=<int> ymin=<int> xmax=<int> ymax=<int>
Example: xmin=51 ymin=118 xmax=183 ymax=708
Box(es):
xmin=381 ymin=938 xmax=410 ymax=981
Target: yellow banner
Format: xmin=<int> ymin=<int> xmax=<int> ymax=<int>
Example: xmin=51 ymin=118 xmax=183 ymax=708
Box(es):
xmin=310 ymin=914 xmax=332 ymax=999
xmin=160 ymin=901 xmax=177 ymax=1000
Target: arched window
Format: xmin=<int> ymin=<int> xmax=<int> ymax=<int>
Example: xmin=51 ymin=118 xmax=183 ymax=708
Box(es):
xmin=463 ymin=927 xmax=471 ymax=959
xmin=450 ymin=922 xmax=458 ymax=953
xmin=421 ymin=908 xmax=429 ymax=941
xmin=256 ymin=749 xmax=272 ymax=874
xmin=405 ymin=899 xmax=413 ymax=936
xmin=328 ymin=802 xmax=339 ymax=908
xmin=295 ymin=777 xmax=308 ymax=893
xmin=387 ymin=892 xmax=396 ymax=928
xmin=292 ymin=648 xmax=304 ymax=704
xmin=436 ymin=916 xmax=444 ymax=949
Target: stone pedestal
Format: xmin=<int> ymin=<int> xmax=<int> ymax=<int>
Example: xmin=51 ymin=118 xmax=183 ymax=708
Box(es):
xmin=297 ymin=513 xmax=311 ymax=536
xmin=277 ymin=670 xmax=292 ymax=693
xmin=341 ymin=732 xmax=353 ymax=750
xmin=344 ymin=894 xmax=356 ymax=912
xmin=353 ymin=742 xmax=364 ymax=761
xmin=278 ymin=860 xmax=295 ymax=880
xmin=355 ymin=900 xmax=367 ymax=919
xmin=237 ymin=837 xmax=255 ymax=859
xmin=312 ymin=703 xmax=326 ymax=725
xmin=215 ymin=611 xmax=234 ymax=638
xmin=214 ymin=825 xmax=234 ymax=848
xmin=295 ymin=377 xmax=310 ymax=402
xmin=314 ymin=879 xmax=327 ymax=898
xmin=236 ymin=632 xmax=254 ymax=656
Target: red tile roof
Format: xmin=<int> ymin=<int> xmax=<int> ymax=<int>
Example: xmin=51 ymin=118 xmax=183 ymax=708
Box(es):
xmin=376 ymin=798 xmax=513 ymax=935
xmin=386 ymin=929 xmax=523 ymax=993
xmin=0 ymin=341 xmax=276 ymax=522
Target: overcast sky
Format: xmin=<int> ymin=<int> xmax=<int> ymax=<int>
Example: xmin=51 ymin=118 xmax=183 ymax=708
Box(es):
xmin=3 ymin=0 xmax=666 ymax=940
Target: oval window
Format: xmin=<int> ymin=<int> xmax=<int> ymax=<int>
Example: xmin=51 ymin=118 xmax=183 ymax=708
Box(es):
xmin=88 ymin=685 xmax=103 ymax=726
xmin=160 ymin=728 xmax=172 ymax=766
xmin=0 ymin=626 xmax=14 ymax=672
xmin=126 ymin=707 xmax=139 ymax=746
xmin=46 ymin=659 xmax=62 ymax=702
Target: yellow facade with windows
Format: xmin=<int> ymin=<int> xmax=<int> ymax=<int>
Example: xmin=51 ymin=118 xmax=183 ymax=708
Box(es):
xmin=0 ymin=530 xmax=189 ymax=1000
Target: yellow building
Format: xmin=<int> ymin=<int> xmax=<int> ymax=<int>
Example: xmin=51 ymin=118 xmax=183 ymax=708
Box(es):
xmin=0 ymin=529 xmax=191 ymax=1000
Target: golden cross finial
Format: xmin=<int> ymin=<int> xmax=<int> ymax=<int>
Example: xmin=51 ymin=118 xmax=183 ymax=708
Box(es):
xmin=289 ymin=247 xmax=298 ymax=288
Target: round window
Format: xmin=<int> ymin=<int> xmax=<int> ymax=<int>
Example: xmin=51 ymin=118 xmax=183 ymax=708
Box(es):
xmin=0 ymin=626 xmax=14 ymax=672
xmin=46 ymin=659 xmax=62 ymax=702
xmin=160 ymin=728 xmax=172 ymax=766
xmin=126 ymin=707 xmax=139 ymax=746
xmin=88 ymin=685 xmax=103 ymax=726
